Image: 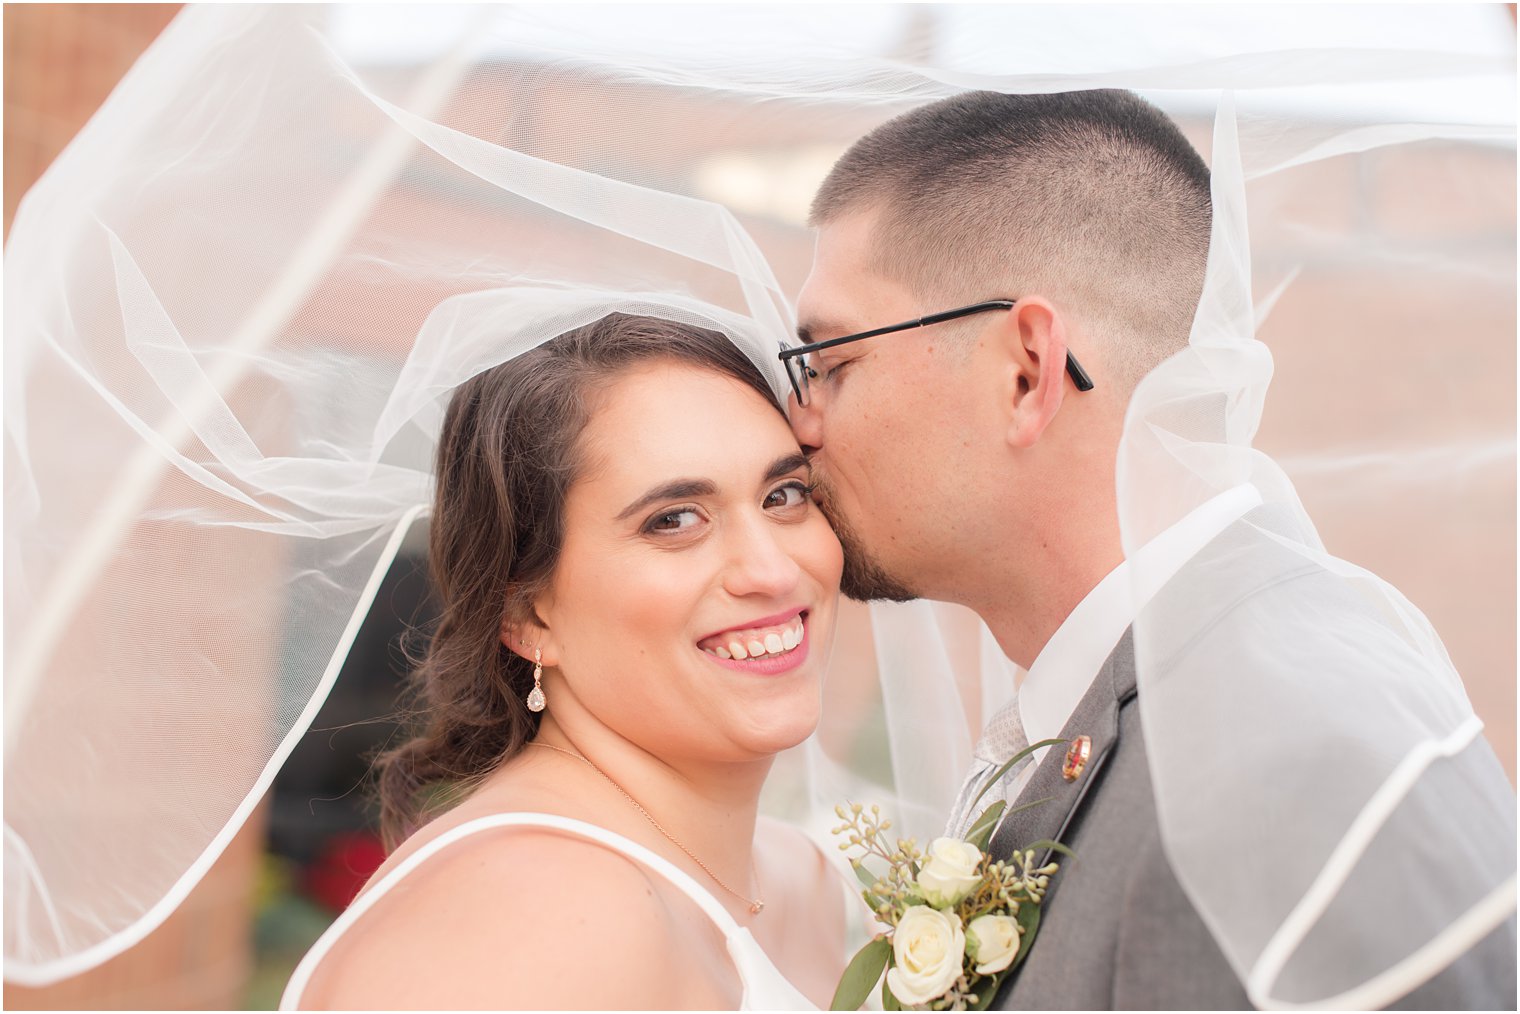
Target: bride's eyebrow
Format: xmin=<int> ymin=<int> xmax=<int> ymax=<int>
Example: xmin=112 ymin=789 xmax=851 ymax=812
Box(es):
xmin=763 ymin=453 xmax=809 ymax=483
xmin=615 ymin=454 xmax=808 ymax=521
xmin=616 ymin=479 xmax=716 ymax=521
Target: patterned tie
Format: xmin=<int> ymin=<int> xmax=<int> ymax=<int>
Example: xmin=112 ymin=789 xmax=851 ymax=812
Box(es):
xmin=944 ymin=696 xmax=1031 ymax=839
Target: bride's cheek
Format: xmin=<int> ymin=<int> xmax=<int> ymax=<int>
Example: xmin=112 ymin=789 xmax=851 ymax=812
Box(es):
xmin=811 ymin=520 xmax=845 ymax=584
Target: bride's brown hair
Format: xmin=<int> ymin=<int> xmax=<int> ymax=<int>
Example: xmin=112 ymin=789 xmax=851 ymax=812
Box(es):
xmin=376 ymin=312 xmax=780 ymax=849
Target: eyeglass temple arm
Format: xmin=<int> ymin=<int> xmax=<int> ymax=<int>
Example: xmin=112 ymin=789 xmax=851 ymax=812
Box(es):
xmin=1064 ymin=353 xmax=1094 ymax=392
xmin=779 ymin=303 xmax=1014 ymax=360
xmin=922 ymin=301 xmax=1093 ymax=390
xmin=779 ymin=300 xmax=1093 ymax=391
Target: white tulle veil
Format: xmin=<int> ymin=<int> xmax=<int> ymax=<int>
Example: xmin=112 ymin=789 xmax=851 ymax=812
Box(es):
xmin=5 ymin=4 xmax=1514 ymax=1008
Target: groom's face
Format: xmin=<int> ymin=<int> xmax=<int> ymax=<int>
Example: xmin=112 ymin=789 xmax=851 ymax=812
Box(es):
xmin=791 ymin=211 xmax=988 ymax=602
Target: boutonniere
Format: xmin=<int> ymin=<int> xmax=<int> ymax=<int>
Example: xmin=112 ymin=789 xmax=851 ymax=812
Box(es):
xmin=830 ymin=739 xmax=1071 ymax=1012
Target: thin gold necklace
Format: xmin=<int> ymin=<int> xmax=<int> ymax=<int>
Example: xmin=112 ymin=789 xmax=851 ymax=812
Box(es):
xmin=527 ymin=740 xmax=765 ymax=915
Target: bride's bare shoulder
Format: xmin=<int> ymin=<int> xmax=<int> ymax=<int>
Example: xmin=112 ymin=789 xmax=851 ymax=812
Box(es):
xmin=294 ymin=818 xmax=723 ymax=1010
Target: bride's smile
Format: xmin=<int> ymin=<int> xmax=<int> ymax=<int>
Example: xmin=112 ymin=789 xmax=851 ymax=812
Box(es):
xmin=697 ymin=608 xmax=810 ymax=670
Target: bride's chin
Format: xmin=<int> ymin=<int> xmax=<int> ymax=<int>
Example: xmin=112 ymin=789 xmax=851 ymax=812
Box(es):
xmin=732 ymin=700 xmax=822 ymax=757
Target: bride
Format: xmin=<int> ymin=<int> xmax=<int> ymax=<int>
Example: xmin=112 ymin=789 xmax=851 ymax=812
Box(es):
xmin=280 ymin=312 xmax=850 ymax=1010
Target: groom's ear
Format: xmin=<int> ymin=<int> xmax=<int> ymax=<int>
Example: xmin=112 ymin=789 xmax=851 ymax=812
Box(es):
xmin=993 ymin=296 xmax=1068 ymax=450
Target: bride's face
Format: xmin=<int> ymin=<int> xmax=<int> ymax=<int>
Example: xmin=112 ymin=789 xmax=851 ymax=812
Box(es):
xmin=535 ymin=361 xmax=843 ymax=760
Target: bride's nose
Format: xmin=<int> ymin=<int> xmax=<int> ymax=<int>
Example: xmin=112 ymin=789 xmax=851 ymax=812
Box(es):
xmin=720 ymin=514 xmax=803 ymax=599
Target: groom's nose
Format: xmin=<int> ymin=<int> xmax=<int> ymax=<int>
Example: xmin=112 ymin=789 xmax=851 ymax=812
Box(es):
xmin=787 ymin=392 xmax=823 ymax=456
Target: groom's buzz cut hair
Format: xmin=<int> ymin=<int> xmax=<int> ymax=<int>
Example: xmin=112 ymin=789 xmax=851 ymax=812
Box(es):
xmin=810 ymin=89 xmax=1212 ymax=386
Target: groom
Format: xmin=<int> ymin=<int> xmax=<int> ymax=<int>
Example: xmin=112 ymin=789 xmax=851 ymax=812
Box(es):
xmin=786 ymin=90 xmax=1516 ymax=1009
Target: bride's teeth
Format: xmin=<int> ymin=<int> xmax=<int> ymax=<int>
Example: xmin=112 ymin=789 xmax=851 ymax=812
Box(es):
xmin=703 ymin=616 xmax=807 ymax=661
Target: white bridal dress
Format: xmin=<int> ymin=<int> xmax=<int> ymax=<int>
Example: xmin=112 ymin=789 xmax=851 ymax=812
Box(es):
xmin=277 ymin=813 xmax=818 ymax=1011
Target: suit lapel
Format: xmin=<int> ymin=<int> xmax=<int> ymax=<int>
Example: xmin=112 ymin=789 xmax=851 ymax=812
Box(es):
xmin=986 ymin=631 xmax=1138 ymax=1006
xmin=988 ymin=629 xmax=1136 ymax=867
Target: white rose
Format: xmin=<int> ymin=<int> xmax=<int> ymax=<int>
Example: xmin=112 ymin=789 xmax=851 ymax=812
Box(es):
xmin=887 ymin=905 xmax=967 ymax=1007
xmin=966 ymin=914 xmax=1020 ymax=975
xmin=916 ymin=836 xmax=984 ymax=908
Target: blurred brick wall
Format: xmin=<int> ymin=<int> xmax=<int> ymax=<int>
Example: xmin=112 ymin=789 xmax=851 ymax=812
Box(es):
xmin=4 ymin=9 xmax=272 ymax=1012
xmin=1248 ymin=142 xmax=1516 ymax=783
xmin=4 ymin=4 xmax=181 ymax=237
xmin=4 ymin=803 xmax=267 ymax=1010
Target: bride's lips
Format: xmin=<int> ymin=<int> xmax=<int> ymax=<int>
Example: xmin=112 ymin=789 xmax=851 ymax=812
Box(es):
xmin=696 ymin=607 xmax=811 ymax=677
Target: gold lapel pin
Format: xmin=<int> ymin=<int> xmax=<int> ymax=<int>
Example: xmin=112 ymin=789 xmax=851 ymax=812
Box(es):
xmin=1062 ymin=735 xmax=1092 ymax=781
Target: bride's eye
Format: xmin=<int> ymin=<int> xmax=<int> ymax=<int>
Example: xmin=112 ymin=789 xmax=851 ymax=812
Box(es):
xmin=643 ymin=506 xmax=703 ymax=534
xmin=763 ymin=481 xmax=814 ymax=511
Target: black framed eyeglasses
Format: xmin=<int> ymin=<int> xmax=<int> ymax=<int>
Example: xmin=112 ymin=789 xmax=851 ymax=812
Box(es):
xmin=777 ymin=299 xmax=1094 ymax=407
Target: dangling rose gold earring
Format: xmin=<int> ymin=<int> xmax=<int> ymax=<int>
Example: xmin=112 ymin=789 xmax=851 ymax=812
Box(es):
xmin=525 ymin=647 xmax=546 ymax=713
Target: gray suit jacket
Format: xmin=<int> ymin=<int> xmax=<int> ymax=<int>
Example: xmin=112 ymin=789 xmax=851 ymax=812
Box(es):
xmin=989 ymin=526 xmax=1516 ymax=1010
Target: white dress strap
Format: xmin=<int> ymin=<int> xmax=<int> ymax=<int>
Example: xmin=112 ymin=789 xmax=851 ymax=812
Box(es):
xmin=278 ymin=811 xmax=815 ymax=1011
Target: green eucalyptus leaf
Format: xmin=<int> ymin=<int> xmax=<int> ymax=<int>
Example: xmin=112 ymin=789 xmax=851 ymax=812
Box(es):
xmin=967 ymin=738 xmax=1066 ymax=813
xmin=831 ymin=936 xmax=891 ymax=1011
xmin=854 ymin=863 xmax=881 ymax=890
xmin=964 ymin=799 xmax=1007 ymax=853
xmin=969 ymin=972 xmax=1006 ymax=1012
xmin=882 ymin=972 xmax=903 ymax=1011
xmin=1011 ymin=899 xmax=1042 ymax=971
xmin=1023 ymin=839 xmax=1076 ymax=859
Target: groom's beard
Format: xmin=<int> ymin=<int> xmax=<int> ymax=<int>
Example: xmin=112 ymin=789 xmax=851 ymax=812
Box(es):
xmin=812 ymin=474 xmax=918 ymax=603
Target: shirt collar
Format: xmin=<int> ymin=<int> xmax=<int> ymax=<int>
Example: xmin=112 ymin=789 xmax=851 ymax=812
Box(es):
xmin=1018 ymin=483 xmax=1264 ymax=752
